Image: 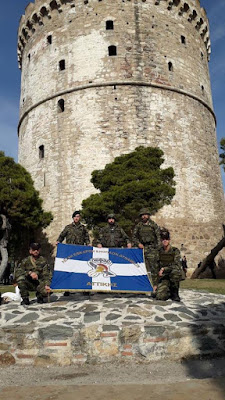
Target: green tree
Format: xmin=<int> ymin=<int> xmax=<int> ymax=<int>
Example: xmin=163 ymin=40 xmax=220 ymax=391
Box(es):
xmin=82 ymin=146 xmax=176 ymax=234
xmin=0 ymin=152 xmax=53 ymax=264
xmin=219 ymin=138 xmax=225 ymax=171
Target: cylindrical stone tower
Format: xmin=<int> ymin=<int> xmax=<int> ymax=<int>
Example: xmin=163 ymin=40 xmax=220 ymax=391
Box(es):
xmin=17 ymin=0 xmax=225 ymax=268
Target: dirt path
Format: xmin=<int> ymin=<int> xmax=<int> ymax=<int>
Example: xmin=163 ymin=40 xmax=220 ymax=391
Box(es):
xmin=1 ymin=358 xmax=225 ymax=399
xmin=1 ymin=379 xmax=225 ymax=400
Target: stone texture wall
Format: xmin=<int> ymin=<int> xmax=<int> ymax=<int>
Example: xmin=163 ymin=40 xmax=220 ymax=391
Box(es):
xmin=17 ymin=0 xmax=225 ymax=268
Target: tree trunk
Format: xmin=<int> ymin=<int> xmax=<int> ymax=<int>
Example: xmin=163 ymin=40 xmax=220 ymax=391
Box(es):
xmin=191 ymin=236 xmax=225 ymax=279
xmin=0 ymin=245 xmax=8 ymax=280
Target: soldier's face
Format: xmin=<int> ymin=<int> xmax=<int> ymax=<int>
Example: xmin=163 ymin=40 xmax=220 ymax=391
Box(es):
xmin=73 ymin=215 xmax=80 ymax=223
xmin=29 ymin=248 xmax=40 ymax=258
xmin=141 ymin=214 xmax=149 ymax=223
xmin=108 ymin=218 xmax=115 ymax=225
xmin=162 ymin=239 xmax=170 ymax=249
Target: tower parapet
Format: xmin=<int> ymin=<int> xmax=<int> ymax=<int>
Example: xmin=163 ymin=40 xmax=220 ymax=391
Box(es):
xmin=18 ymin=0 xmax=225 ymax=270
xmin=18 ymin=0 xmax=211 ymax=70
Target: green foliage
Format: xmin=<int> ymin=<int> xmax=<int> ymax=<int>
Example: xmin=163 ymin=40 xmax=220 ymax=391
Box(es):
xmin=0 ymin=152 xmax=53 ymax=259
xmin=82 ymin=146 xmax=176 ymax=234
xmin=219 ymin=138 xmax=225 ymax=171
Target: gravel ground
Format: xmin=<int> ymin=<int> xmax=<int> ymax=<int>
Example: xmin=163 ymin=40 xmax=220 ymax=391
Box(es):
xmin=1 ymin=357 xmax=225 ymax=388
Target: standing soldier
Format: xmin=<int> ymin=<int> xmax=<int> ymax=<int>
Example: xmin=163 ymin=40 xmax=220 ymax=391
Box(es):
xmin=56 ymin=210 xmax=90 ymax=296
xmin=132 ymin=208 xmax=161 ymax=288
xmin=15 ymin=243 xmax=51 ymax=305
xmin=56 ymin=211 xmax=90 ymax=246
xmin=97 ymin=214 xmax=131 ymax=248
xmin=155 ymin=229 xmax=182 ymax=302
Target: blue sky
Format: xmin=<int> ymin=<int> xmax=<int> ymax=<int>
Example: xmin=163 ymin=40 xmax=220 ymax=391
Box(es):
xmin=0 ymin=0 xmax=225 ymax=185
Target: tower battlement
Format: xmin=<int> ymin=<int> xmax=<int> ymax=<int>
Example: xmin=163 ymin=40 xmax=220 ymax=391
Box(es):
xmin=18 ymin=0 xmax=211 ymax=69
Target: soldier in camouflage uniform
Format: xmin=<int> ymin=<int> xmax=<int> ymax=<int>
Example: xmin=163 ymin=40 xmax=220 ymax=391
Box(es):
xmin=97 ymin=214 xmax=131 ymax=248
xmin=155 ymin=229 xmax=182 ymax=302
xmin=132 ymin=208 xmax=161 ymax=288
xmin=56 ymin=211 xmax=90 ymax=246
xmin=15 ymin=243 xmax=51 ymax=306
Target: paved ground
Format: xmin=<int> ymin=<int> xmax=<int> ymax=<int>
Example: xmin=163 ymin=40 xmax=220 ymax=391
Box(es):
xmin=1 ymin=358 xmax=225 ymax=399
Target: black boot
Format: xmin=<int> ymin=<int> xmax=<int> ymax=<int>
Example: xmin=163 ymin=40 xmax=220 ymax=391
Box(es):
xmin=37 ymin=296 xmax=44 ymax=304
xmin=21 ymin=297 xmax=30 ymax=306
xmin=170 ymin=288 xmax=180 ymax=302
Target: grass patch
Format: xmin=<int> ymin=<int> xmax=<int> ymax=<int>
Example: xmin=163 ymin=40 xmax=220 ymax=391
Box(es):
xmin=0 ymin=285 xmax=36 ymax=298
xmin=180 ymin=279 xmax=225 ymax=295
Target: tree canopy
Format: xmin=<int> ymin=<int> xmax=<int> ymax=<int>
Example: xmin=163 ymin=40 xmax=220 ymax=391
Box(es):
xmin=0 ymin=151 xmax=53 ymax=260
xmin=82 ymin=146 xmax=176 ymax=234
xmin=219 ymin=138 xmax=225 ymax=171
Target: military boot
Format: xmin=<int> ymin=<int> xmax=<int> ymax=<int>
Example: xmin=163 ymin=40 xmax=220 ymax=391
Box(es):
xmin=21 ymin=297 xmax=30 ymax=306
xmin=36 ymin=295 xmax=44 ymax=304
xmin=170 ymin=288 xmax=180 ymax=302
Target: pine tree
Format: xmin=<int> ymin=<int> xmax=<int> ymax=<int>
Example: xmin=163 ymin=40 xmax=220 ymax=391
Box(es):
xmin=82 ymin=146 xmax=176 ymax=235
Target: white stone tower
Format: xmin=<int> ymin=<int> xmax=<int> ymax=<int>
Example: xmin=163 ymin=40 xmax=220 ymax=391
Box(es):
xmin=18 ymin=0 xmax=225 ymax=268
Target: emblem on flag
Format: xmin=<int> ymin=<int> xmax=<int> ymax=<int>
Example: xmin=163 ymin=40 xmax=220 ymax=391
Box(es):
xmin=87 ymin=259 xmax=116 ymax=278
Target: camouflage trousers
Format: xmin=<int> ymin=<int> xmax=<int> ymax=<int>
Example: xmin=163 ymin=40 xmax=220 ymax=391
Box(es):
xmin=156 ymin=268 xmax=181 ymax=301
xmin=144 ymin=247 xmax=159 ymax=287
xmin=18 ymin=276 xmax=48 ymax=299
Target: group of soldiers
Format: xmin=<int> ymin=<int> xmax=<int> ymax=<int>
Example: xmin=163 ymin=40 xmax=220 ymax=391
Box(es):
xmin=14 ymin=208 xmax=182 ymax=306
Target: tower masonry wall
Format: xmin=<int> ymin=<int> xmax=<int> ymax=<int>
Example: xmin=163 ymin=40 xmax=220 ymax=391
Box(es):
xmin=18 ymin=0 xmax=225 ymax=269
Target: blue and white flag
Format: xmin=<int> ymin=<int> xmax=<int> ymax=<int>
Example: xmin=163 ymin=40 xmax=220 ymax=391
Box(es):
xmin=51 ymin=244 xmax=153 ymax=293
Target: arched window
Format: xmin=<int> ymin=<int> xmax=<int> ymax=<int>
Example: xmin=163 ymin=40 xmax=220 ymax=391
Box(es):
xmin=181 ymin=35 xmax=186 ymax=44
xmin=58 ymin=99 xmax=65 ymax=113
xmin=39 ymin=145 xmax=44 ymax=159
xmin=168 ymin=62 xmax=173 ymax=72
xmin=108 ymin=45 xmax=117 ymax=56
xmin=47 ymin=35 xmax=52 ymax=45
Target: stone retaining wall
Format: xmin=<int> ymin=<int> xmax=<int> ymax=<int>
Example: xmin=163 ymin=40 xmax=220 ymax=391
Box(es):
xmin=0 ymin=290 xmax=225 ymax=366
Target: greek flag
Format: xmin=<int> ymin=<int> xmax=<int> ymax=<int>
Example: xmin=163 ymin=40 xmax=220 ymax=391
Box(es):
xmin=51 ymin=244 xmax=153 ymax=293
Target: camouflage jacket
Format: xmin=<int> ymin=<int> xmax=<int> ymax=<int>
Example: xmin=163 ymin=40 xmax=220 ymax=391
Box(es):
xmin=15 ymin=255 xmax=51 ymax=286
xmin=151 ymin=246 xmax=182 ymax=286
xmin=57 ymin=222 xmax=90 ymax=245
xmin=132 ymin=219 xmax=161 ymax=249
xmin=97 ymin=224 xmax=131 ymax=248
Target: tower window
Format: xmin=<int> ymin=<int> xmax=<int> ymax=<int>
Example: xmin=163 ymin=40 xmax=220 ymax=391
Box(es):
xmin=108 ymin=45 xmax=117 ymax=56
xmin=47 ymin=35 xmax=52 ymax=44
xmin=59 ymin=59 xmax=65 ymax=70
xmin=106 ymin=20 xmax=114 ymax=30
xmin=201 ymin=85 xmax=205 ymax=92
xmin=181 ymin=35 xmax=186 ymax=44
xmin=39 ymin=145 xmax=44 ymax=159
xmin=168 ymin=62 xmax=173 ymax=72
xmin=58 ymin=99 xmax=65 ymax=113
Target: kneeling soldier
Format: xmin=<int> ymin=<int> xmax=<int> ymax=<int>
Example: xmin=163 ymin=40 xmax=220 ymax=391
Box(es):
xmin=15 ymin=243 xmax=51 ymax=305
xmin=155 ymin=229 xmax=182 ymax=302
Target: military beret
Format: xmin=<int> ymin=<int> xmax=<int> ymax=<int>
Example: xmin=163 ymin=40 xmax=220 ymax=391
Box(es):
xmin=72 ymin=211 xmax=80 ymax=218
xmin=160 ymin=229 xmax=170 ymax=240
xmin=29 ymin=242 xmax=41 ymax=250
